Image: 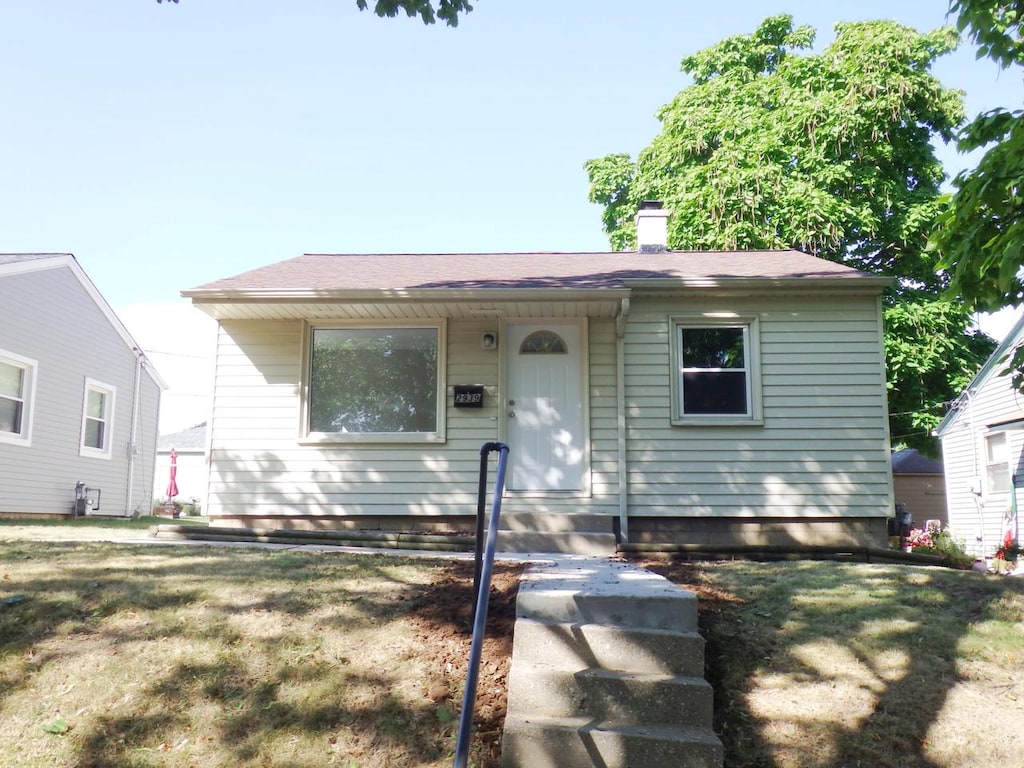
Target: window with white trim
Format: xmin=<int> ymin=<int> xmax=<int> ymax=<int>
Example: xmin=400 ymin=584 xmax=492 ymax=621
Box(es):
xmin=0 ymin=350 xmax=36 ymax=445
xmin=306 ymin=324 xmax=445 ymax=441
xmin=81 ymin=379 xmax=115 ymax=458
xmin=985 ymin=431 xmax=1011 ymax=494
xmin=670 ymin=316 xmax=761 ymax=424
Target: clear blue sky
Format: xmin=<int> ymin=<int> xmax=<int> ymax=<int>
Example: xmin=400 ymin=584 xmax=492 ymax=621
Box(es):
xmin=2 ymin=0 xmax=1021 ymax=312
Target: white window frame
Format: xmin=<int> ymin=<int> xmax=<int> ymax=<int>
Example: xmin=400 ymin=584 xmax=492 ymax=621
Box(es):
xmin=0 ymin=349 xmax=37 ymax=447
xmin=984 ymin=431 xmax=1011 ymax=495
xmin=80 ymin=378 xmax=116 ymax=459
xmin=670 ymin=315 xmax=762 ymax=426
xmin=301 ymin=320 xmax=447 ymax=444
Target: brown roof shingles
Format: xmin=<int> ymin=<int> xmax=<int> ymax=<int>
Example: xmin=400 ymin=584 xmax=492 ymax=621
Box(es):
xmin=185 ymin=250 xmax=878 ymax=295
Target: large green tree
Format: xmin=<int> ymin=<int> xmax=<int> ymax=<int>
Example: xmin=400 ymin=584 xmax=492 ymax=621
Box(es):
xmin=931 ymin=0 xmax=1023 ymax=389
xmin=156 ymin=0 xmax=474 ymax=26
xmin=586 ymin=15 xmax=995 ymax=453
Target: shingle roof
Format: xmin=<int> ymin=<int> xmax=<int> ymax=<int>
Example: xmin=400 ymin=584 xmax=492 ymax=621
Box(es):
xmin=158 ymin=423 xmax=207 ymax=453
xmin=185 ymin=250 xmax=880 ymax=295
xmin=891 ymin=448 xmax=944 ymax=475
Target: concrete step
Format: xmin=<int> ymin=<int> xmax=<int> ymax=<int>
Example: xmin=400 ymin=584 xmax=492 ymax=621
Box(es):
xmin=515 ymin=559 xmax=698 ymax=632
xmin=502 ymin=716 xmax=724 ymax=768
xmin=496 ymin=530 xmax=617 ymax=555
xmin=510 ymin=617 xmax=706 ymax=676
xmin=507 ymin=664 xmax=714 ymax=727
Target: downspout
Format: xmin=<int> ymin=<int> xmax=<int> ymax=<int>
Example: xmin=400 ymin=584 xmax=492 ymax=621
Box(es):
xmin=616 ymin=298 xmax=630 ymax=543
xmin=964 ymin=389 xmax=987 ymax=556
xmin=124 ymin=347 xmax=144 ymax=517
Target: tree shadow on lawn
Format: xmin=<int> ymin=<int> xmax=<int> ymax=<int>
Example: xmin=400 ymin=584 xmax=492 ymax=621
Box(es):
xmin=644 ymin=558 xmax=1024 ymax=768
xmin=0 ymin=542 xmax=520 ymax=768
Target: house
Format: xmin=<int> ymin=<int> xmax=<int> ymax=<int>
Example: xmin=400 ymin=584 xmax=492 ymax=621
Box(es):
xmin=937 ymin=314 xmax=1024 ymax=558
xmin=153 ymin=422 xmax=208 ymax=512
xmin=0 ymin=254 xmax=165 ymax=518
xmin=891 ymin=448 xmax=947 ymax=527
xmin=181 ymin=207 xmax=894 ymax=551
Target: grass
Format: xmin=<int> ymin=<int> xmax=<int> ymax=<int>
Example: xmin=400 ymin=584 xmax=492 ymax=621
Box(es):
xmin=645 ymin=559 xmax=1024 ymax=768
xmin=0 ymin=541 xmax=484 ymax=768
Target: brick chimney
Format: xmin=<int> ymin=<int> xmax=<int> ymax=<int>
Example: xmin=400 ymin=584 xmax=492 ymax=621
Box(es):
xmin=635 ymin=201 xmax=671 ymax=253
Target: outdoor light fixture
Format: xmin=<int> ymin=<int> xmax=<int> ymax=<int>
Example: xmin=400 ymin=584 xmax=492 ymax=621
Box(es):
xmin=481 ymin=332 xmax=497 ymax=350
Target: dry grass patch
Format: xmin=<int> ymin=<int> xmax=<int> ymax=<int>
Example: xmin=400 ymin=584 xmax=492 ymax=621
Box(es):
xmin=0 ymin=542 xmax=518 ymax=767
xmin=644 ymin=559 xmax=1024 ymax=768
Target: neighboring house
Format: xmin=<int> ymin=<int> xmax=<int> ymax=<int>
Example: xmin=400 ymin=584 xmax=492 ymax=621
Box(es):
xmin=154 ymin=422 xmax=208 ymax=511
xmin=182 ymin=207 xmax=895 ymax=550
xmin=0 ymin=254 xmax=165 ymax=518
xmin=890 ymin=448 xmax=946 ymax=526
xmin=937 ymin=315 xmax=1024 ymax=557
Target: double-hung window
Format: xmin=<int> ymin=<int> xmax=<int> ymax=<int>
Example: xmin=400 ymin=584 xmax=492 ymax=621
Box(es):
xmin=81 ymin=379 xmax=115 ymax=458
xmin=985 ymin=431 xmax=1011 ymax=494
xmin=305 ymin=323 xmax=446 ymax=442
xmin=670 ymin=316 xmax=761 ymax=424
xmin=0 ymin=350 xmax=36 ymax=445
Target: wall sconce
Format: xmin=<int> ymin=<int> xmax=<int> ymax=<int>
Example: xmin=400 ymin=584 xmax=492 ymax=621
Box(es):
xmin=481 ymin=332 xmax=498 ymax=350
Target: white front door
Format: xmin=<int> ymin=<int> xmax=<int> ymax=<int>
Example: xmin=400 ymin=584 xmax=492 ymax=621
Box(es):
xmin=506 ymin=322 xmax=585 ymax=491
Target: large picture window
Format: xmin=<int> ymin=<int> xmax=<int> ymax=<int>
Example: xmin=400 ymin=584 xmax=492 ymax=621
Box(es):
xmin=307 ymin=325 xmax=444 ymax=440
xmin=81 ymin=379 xmax=115 ymax=458
xmin=0 ymin=350 xmax=36 ymax=445
xmin=671 ymin=316 xmax=761 ymax=424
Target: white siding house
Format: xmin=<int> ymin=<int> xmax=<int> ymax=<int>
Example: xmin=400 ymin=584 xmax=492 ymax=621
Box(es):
xmin=937 ymin=315 xmax=1024 ymax=558
xmin=0 ymin=254 xmax=166 ymax=517
xmin=183 ymin=210 xmax=894 ymax=550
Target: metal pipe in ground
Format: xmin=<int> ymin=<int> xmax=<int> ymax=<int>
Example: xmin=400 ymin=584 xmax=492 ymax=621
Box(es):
xmin=454 ymin=442 xmax=508 ymax=768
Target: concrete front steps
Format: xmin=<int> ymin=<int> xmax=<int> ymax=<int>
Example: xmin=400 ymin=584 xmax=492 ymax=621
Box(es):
xmin=496 ymin=513 xmax=617 ymax=556
xmin=501 ymin=558 xmax=723 ymax=768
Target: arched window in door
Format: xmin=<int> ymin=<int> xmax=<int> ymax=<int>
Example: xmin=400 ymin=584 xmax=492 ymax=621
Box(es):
xmin=519 ymin=330 xmax=568 ymax=354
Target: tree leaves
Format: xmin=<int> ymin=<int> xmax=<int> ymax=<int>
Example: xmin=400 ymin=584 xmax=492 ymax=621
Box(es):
xmin=585 ymin=15 xmax=994 ymax=450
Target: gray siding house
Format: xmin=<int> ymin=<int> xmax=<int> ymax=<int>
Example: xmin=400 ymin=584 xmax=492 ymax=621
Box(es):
xmin=182 ymin=209 xmax=894 ymax=550
xmin=0 ymin=254 xmax=165 ymax=518
xmin=937 ymin=314 xmax=1024 ymax=558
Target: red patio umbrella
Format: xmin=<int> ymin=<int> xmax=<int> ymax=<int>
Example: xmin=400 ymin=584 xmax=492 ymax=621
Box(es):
xmin=166 ymin=449 xmax=179 ymax=500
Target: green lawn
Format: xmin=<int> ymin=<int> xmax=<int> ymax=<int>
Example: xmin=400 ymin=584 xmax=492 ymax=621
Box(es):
xmin=646 ymin=559 xmax=1024 ymax=768
xmin=0 ymin=541 xmax=494 ymax=768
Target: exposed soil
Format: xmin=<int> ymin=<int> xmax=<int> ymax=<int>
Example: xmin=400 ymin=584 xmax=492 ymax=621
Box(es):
xmin=405 ymin=559 xmax=522 ymax=768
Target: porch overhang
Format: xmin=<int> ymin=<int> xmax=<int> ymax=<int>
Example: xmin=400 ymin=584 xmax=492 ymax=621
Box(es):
xmin=182 ymin=287 xmax=631 ymax=321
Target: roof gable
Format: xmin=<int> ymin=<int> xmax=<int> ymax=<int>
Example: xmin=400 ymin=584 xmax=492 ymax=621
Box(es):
xmin=937 ymin=313 xmax=1024 ymax=436
xmin=0 ymin=253 xmax=168 ymax=390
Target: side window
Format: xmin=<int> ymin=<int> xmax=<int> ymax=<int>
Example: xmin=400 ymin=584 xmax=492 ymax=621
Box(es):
xmin=81 ymin=379 xmax=115 ymax=458
xmin=0 ymin=350 xmax=36 ymax=446
xmin=985 ymin=432 xmax=1011 ymax=494
xmin=670 ymin=317 xmax=761 ymax=424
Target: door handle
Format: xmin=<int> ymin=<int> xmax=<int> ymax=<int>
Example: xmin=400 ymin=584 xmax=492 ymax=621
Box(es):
xmin=508 ymin=410 xmax=516 ymax=418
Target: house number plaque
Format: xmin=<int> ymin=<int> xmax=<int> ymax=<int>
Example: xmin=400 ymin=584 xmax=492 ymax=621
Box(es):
xmin=453 ymin=385 xmax=484 ymax=408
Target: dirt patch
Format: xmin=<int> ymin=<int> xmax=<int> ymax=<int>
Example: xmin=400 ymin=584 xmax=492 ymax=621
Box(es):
xmin=405 ymin=559 xmax=521 ymax=768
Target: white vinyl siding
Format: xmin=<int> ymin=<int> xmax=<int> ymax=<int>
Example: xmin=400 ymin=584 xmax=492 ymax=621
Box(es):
xmin=940 ymin=324 xmax=1024 ymax=556
xmin=204 ymin=317 xmax=621 ymax=521
xmin=624 ymin=295 xmax=892 ymax=519
xmin=202 ymin=294 xmax=891 ymax=526
xmin=0 ymin=350 xmax=36 ymax=446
